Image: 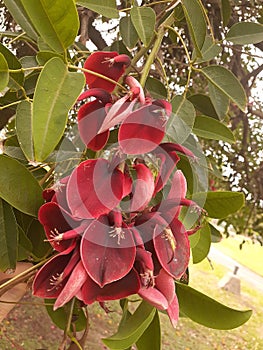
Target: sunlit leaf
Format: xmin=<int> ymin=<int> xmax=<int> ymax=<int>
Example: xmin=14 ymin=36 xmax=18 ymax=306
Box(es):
xmin=209 ymin=223 xmax=223 ymax=243
xmin=36 ymin=51 xmax=64 ymax=65
xmin=176 ymin=282 xmax=252 ymax=329
xmin=0 ymin=53 xmax=9 ymax=92
xmin=226 ymin=22 xmax=263 ymax=45
xmin=32 ymin=57 xmax=85 ymax=161
xmin=181 ymin=0 xmax=206 ymax=57
xmin=0 ymin=43 xmax=24 ymax=90
xmin=192 ymin=191 xmax=245 ymax=219
xmin=76 ymin=0 xmax=119 ymax=18
xmin=103 ymin=301 xmax=156 ymax=349
xmin=0 ymin=199 xmax=18 ymax=271
xmin=20 ymin=0 xmax=79 ymax=52
xmin=0 ymin=155 xmax=43 ymax=216
xmin=193 ymin=115 xmax=235 ymax=143
xmin=201 ymin=65 xmax=247 ymax=111
xmin=131 ymin=7 xmax=156 ymax=46
xmin=3 ymin=0 xmax=39 ymax=40
xmin=208 ymin=81 xmax=229 ymax=120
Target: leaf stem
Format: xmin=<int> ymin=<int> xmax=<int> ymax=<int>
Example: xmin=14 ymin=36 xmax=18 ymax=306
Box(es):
xmin=0 ymin=100 xmax=22 ymax=110
xmin=59 ymin=298 xmax=76 ymax=350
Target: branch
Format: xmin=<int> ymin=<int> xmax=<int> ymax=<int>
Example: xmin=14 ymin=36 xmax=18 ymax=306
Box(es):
xmin=241 ymin=64 xmax=263 ymax=85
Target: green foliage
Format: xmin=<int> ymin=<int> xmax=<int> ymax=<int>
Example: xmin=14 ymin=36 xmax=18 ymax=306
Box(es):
xmin=0 ymin=53 xmax=9 ymax=92
xmin=130 ymin=7 xmax=156 ymax=46
xmin=176 ymin=282 xmax=252 ymax=329
xmin=120 ymin=16 xmax=138 ymax=49
xmin=76 ymin=0 xmax=119 ymax=18
xmin=226 ymin=22 xmax=263 ymax=45
xmin=32 ymin=57 xmax=85 ymax=161
xmin=190 ymin=222 xmax=211 ymax=263
xmin=103 ymin=301 xmax=156 ymax=349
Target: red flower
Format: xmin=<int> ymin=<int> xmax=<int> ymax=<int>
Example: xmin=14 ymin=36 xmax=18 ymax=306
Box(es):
xmin=83 ymin=51 xmax=130 ymax=92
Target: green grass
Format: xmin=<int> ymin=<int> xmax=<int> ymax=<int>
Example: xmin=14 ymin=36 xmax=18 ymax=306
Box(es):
xmin=214 ymin=236 xmax=263 ymax=276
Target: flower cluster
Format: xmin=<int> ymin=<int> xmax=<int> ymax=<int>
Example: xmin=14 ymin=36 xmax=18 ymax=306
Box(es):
xmin=33 ymin=51 xmax=202 ymax=327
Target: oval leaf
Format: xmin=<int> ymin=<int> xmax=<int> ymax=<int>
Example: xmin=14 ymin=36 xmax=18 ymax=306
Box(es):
xmin=3 ymin=0 xmax=39 ymax=40
xmin=0 ymin=155 xmax=43 ymax=216
xmin=226 ymin=22 xmax=263 ymax=45
xmin=20 ymin=0 xmax=79 ymax=52
xmin=193 ymin=115 xmax=235 ymax=143
xmin=167 ymin=95 xmax=195 ymax=143
xmin=131 ymin=7 xmax=156 ymax=46
xmin=176 ymin=282 xmax=252 ymax=329
xmin=208 ymin=81 xmax=229 ymax=120
xmin=191 ymin=222 xmax=211 ymax=264
xmin=0 ymin=199 xmax=18 ymax=271
xmin=16 ymin=100 xmax=34 ymax=161
xmin=0 ymin=43 xmax=24 ymax=90
xmin=120 ymin=16 xmax=139 ymax=49
xmin=201 ymin=65 xmax=247 ymax=111
xmin=196 ymin=36 xmax=222 ymax=63
xmin=136 ymin=311 xmax=161 ymax=350
xmin=181 ymin=0 xmax=206 ymax=57
xmin=32 ymin=57 xmax=85 ymax=161
xmin=220 ymin=0 xmax=231 ymax=27
xmin=192 ymin=191 xmax=245 ymax=219
xmin=76 ymin=0 xmax=119 ymax=18
xmin=188 ymin=94 xmax=219 ymax=119
xmin=0 ymin=53 xmax=9 ymax=92
xmin=145 ymin=77 xmax=167 ymax=99
xmin=103 ymin=301 xmax=156 ymax=349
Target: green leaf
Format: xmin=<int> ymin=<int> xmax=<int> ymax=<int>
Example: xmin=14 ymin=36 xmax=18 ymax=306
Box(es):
xmin=130 ymin=7 xmax=156 ymax=46
xmin=201 ymin=65 xmax=247 ymax=111
xmin=167 ymin=95 xmax=195 ymax=144
xmin=36 ymin=51 xmax=64 ymax=65
xmin=0 ymin=155 xmax=43 ymax=216
xmin=136 ymin=311 xmax=161 ymax=350
xmin=188 ymin=94 xmax=219 ymax=119
xmin=76 ymin=0 xmax=119 ymax=18
xmin=196 ymin=36 xmax=222 ymax=63
xmin=226 ymin=22 xmax=263 ymax=45
xmin=102 ymin=301 xmax=156 ymax=349
xmin=20 ymin=0 xmax=79 ymax=52
xmin=0 ymin=53 xmax=9 ymax=92
xmin=191 ymin=222 xmax=211 ymax=264
xmin=209 ymin=223 xmax=223 ymax=243
xmin=208 ymin=81 xmax=229 ymax=120
xmin=0 ymin=43 xmax=24 ymax=90
xmin=193 ymin=115 xmax=235 ymax=143
xmin=3 ymin=0 xmax=39 ymax=40
xmin=120 ymin=16 xmax=138 ymax=49
xmin=181 ymin=0 xmax=206 ymax=57
xmin=45 ymin=299 xmax=87 ymax=332
xmin=193 ymin=191 xmax=245 ymax=219
xmin=26 ymin=219 xmax=51 ymax=259
xmin=176 ymin=282 xmax=252 ymax=329
xmin=0 ymin=199 xmax=18 ymax=271
xmin=145 ymin=77 xmax=167 ymax=99
xmin=220 ymin=0 xmax=231 ymax=27
xmin=32 ymin=57 xmax=85 ymax=161
xmin=16 ymin=100 xmax=34 ymax=161
xmin=17 ymin=226 xmax=33 ymax=261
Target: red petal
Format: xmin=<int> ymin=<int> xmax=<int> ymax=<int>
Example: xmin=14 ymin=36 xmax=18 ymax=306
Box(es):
xmin=84 ymin=51 xmax=129 ymax=92
xmin=130 ymin=164 xmax=154 ymax=212
xmin=80 ymin=217 xmax=136 ymax=287
xmin=153 ymin=219 xmax=190 ymax=279
xmin=159 ymin=143 xmax=197 ymax=160
xmin=81 ymin=268 xmax=140 ymax=304
xmin=54 ymin=261 xmax=87 ymax=310
xmin=38 ymin=202 xmax=82 ymax=252
xmin=138 ymin=287 xmax=168 ymax=310
xmin=155 ymin=268 xmax=175 ymax=304
xmin=67 ymin=159 xmax=124 ymax=219
xmin=167 ymin=294 xmax=179 ymax=328
xmin=32 ymin=250 xmax=74 ymax=299
xmin=78 ymin=100 xmax=109 ymax=151
xmin=77 ymin=88 xmax=111 ymax=104
xmin=119 ymin=104 xmax=167 ymax=154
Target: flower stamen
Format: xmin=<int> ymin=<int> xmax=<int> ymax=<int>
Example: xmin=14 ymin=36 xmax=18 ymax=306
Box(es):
xmin=109 ymin=226 xmax=125 ymax=245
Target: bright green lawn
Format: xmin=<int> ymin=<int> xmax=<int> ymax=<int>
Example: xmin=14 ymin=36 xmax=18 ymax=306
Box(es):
xmin=214 ymin=236 xmax=263 ymax=276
